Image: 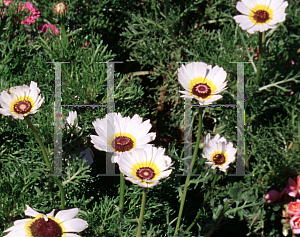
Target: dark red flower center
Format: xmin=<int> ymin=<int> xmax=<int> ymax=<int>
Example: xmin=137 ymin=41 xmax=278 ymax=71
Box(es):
xmin=253 ymin=10 xmax=269 ymax=23
xmin=192 ymin=83 xmax=211 ymax=99
xmin=213 ymin=153 xmax=226 ymax=165
xmin=112 ymin=136 xmax=134 ymax=152
xmin=14 ymin=100 xmax=32 ymax=114
xmin=30 ymin=216 xmax=62 ymax=237
xmin=136 ymin=167 xmax=155 ymax=180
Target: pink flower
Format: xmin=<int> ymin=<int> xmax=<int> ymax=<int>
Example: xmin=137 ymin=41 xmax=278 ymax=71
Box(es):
xmin=297 ymin=175 xmax=300 ymax=194
xmin=265 ymin=176 xmax=300 ymax=206
xmin=16 ymin=2 xmax=40 ymax=25
xmin=284 ymin=177 xmax=298 ymax=198
xmin=265 ymin=190 xmax=282 ymax=204
xmin=288 ymin=200 xmax=300 ymax=215
xmin=290 ymin=215 xmax=300 ymax=234
xmin=3 ymin=0 xmax=12 ymax=7
xmin=38 ymin=24 xmax=59 ymax=37
xmin=83 ymin=41 xmax=90 ymax=48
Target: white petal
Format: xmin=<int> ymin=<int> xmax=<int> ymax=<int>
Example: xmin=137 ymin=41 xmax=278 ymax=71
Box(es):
xmin=0 ymin=108 xmax=11 ymax=116
xmin=65 ymin=234 xmax=82 ymax=237
xmin=234 ymin=15 xmax=255 ymax=30
xmin=206 ymin=66 xmax=227 ymax=85
xmin=191 ymin=62 xmax=208 ymax=79
xmin=46 ymin=209 xmax=55 ymax=217
xmin=24 ymin=205 xmax=42 ymax=217
xmin=252 ymin=24 xmax=270 ymax=32
xmin=66 ymin=111 xmax=77 ymax=126
xmin=55 ymin=208 xmax=79 ymax=222
xmin=63 ymin=218 xmax=88 ymax=232
xmin=245 ymin=25 xmax=258 ymax=34
xmin=178 ymin=66 xmax=191 ymax=90
xmin=268 ymin=11 xmax=286 ymax=25
xmin=158 ymin=169 xmax=172 ymax=179
xmin=269 ymin=0 xmax=287 ymax=11
xmin=3 ymin=219 xmax=30 ymax=233
xmin=260 ymin=0 xmax=271 ymax=7
xmin=203 ymin=95 xmax=222 ymax=104
xmin=241 ymin=0 xmax=258 ymax=9
xmin=236 ymin=1 xmax=251 ymax=15
xmin=135 ymin=133 xmax=156 ymax=146
xmin=3 ymin=228 xmax=27 ymax=237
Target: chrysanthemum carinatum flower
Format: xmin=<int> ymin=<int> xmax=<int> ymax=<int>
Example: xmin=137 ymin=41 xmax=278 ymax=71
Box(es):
xmin=91 ymin=113 xmax=156 ymax=163
xmin=53 ymin=2 xmax=67 ymax=15
xmin=178 ymin=62 xmax=227 ymax=105
xmin=3 ymin=205 xmax=88 ymax=237
xmin=117 ymin=145 xmax=173 ymax=188
xmin=202 ymin=134 xmax=237 ymax=172
xmin=65 ymin=111 xmax=81 ymax=131
xmin=234 ymin=0 xmax=288 ymax=34
xmin=0 ymin=81 xmax=44 ymax=120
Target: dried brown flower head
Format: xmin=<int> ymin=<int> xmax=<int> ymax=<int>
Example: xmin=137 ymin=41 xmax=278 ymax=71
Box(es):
xmin=53 ymin=2 xmax=67 ymax=15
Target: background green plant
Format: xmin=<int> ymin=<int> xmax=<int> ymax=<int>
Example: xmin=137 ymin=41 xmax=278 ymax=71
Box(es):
xmin=0 ymin=0 xmax=300 ymax=236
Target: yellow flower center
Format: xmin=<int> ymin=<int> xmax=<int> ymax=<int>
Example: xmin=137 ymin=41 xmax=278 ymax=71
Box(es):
xmin=190 ymin=77 xmax=217 ymax=101
xmin=25 ymin=215 xmax=66 ymax=237
xmin=211 ymin=151 xmax=228 ymax=166
xmin=109 ymin=133 xmax=136 ymax=152
xmin=11 ymin=96 xmax=34 ymax=115
xmin=131 ymin=161 xmax=160 ymax=185
xmin=249 ymin=5 xmax=273 ymax=24
xmin=136 ymin=167 xmax=155 ymax=180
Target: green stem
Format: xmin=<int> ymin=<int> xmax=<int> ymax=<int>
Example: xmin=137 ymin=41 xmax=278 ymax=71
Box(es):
xmin=185 ymin=170 xmax=220 ymax=233
xmin=136 ymin=188 xmax=147 ymax=237
xmin=60 ymin=17 xmax=66 ymax=41
xmin=119 ymin=172 xmax=125 ymax=217
xmin=254 ymin=31 xmax=265 ymax=86
xmin=25 ymin=117 xmax=65 ymax=209
xmin=174 ymin=107 xmax=204 ymax=235
xmin=203 ymin=200 xmax=230 ymax=237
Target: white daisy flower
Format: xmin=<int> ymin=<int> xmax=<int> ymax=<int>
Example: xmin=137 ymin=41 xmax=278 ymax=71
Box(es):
xmin=178 ymin=62 xmax=227 ymax=105
xmin=66 ymin=111 xmax=81 ymax=131
xmin=233 ymin=0 xmax=288 ymax=34
xmin=0 ymin=81 xmax=44 ymax=120
xmin=117 ymin=145 xmax=173 ymax=188
xmin=3 ymin=205 xmax=88 ymax=237
xmin=202 ymin=134 xmax=237 ymax=172
xmin=90 ymin=113 xmax=156 ymax=163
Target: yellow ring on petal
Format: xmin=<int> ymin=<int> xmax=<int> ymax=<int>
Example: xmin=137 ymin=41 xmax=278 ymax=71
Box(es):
xmin=108 ymin=132 xmax=137 ymax=151
xmin=249 ymin=5 xmax=273 ymax=25
xmin=24 ymin=214 xmax=66 ymax=237
xmin=10 ymin=96 xmax=35 ymax=115
xmin=190 ymin=77 xmax=217 ymax=101
xmin=210 ymin=150 xmax=228 ymax=167
xmin=130 ymin=161 xmax=160 ymax=182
